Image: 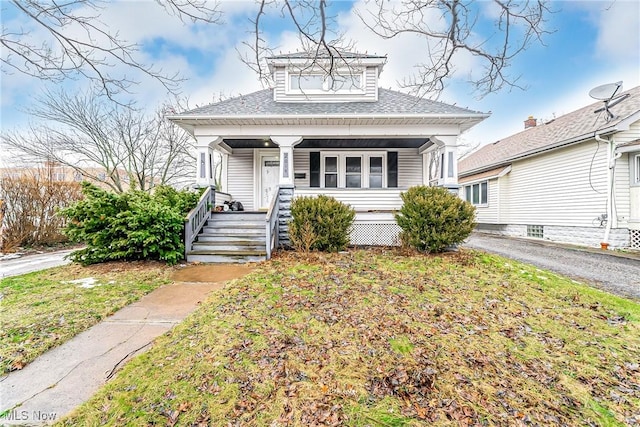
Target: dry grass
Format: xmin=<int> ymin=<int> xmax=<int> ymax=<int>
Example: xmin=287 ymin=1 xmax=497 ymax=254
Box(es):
xmin=58 ymin=249 xmax=639 ymax=426
xmin=0 ymin=261 xmax=172 ymax=373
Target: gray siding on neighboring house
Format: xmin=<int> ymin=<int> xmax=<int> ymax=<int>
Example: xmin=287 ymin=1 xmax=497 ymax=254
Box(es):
xmin=227 ymin=149 xmax=254 ymax=211
xmin=499 ymin=141 xmax=609 ymax=227
xmin=476 ymin=179 xmax=500 ymax=223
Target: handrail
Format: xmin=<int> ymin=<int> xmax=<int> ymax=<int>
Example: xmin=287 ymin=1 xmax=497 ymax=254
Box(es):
xmin=265 ymin=187 xmax=280 ymax=260
xmin=184 ymin=186 xmax=215 ymax=258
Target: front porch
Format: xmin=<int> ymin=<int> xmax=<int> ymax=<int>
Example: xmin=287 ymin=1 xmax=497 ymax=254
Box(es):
xmin=184 ymin=185 xmax=405 ymax=263
xmin=184 ymin=136 xmax=464 ymax=262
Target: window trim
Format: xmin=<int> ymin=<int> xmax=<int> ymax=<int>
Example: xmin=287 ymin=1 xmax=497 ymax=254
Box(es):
xmin=320 ymin=151 xmax=387 ymax=189
xmin=286 ymin=70 xmax=366 ymax=95
xmin=634 ymin=153 xmax=640 ymax=185
xmin=463 ymin=180 xmax=488 ymax=206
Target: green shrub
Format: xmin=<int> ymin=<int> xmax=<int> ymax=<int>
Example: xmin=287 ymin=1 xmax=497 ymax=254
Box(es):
xmin=152 ymin=185 xmax=201 ymax=216
xmin=395 ymin=185 xmax=476 ymax=252
xmin=60 ymin=182 xmax=198 ymax=265
xmin=289 ymin=195 xmax=355 ymax=252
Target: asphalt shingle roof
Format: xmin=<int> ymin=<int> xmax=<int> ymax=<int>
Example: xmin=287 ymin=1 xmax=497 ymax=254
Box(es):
xmin=459 ymin=86 xmax=640 ymax=176
xmin=179 ymin=88 xmax=484 ymax=117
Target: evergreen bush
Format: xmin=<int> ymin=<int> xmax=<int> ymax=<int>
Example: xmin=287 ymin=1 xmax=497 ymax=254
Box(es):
xmin=289 ymin=195 xmax=355 ymax=252
xmin=60 ymin=182 xmax=198 ymax=265
xmin=395 ymin=185 xmax=476 ymax=252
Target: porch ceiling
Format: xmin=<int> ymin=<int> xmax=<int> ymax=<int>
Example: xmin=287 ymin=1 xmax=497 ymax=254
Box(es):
xmin=224 ymin=138 xmax=429 ymax=149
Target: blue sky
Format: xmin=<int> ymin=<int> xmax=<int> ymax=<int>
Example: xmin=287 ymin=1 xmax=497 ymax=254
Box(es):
xmin=1 ymin=0 xmax=639 ymax=157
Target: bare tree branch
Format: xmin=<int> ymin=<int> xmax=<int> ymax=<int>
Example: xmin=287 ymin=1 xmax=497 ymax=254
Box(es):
xmin=1 ymin=0 xmax=221 ymax=101
xmin=1 ymin=91 xmax=194 ymax=192
xmin=356 ymin=0 xmax=553 ymax=97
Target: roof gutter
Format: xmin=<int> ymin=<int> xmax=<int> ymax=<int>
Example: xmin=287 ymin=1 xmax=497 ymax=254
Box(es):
xmin=165 ymin=112 xmax=490 ymax=121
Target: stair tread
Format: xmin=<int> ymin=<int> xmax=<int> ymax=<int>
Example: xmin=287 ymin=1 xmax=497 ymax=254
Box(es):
xmin=188 ymin=249 xmax=267 ymax=256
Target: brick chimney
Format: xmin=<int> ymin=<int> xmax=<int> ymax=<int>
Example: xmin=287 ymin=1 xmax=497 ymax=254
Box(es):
xmin=524 ymin=116 xmax=537 ymax=129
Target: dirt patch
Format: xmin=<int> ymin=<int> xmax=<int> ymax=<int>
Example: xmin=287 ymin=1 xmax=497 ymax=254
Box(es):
xmin=171 ymin=264 xmax=255 ymax=283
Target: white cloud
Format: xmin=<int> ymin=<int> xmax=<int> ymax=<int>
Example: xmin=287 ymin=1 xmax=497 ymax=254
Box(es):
xmin=592 ymin=0 xmax=640 ymax=63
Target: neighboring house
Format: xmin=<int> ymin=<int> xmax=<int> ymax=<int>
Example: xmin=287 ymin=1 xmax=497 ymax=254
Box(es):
xmin=169 ymin=51 xmax=488 ymax=262
xmin=458 ymin=85 xmax=640 ymax=250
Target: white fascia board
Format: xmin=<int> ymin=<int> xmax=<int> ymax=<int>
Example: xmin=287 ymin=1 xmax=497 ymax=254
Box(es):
xmin=166 ymin=113 xmax=489 ymax=122
xmin=193 ymin=123 xmax=463 ymax=139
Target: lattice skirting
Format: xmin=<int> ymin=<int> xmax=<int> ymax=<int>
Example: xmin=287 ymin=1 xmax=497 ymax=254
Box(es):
xmin=350 ymin=223 xmax=402 ymax=246
xmin=630 ymin=230 xmax=640 ymax=249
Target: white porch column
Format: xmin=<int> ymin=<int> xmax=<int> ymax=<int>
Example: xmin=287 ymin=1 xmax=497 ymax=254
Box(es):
xmin=220 ymin=152 xmax=229 ymax=193
xmin=195 ymin=136 xmax=222 ymax=187
xmin=271 ymin=136 xmax=303 ymax=186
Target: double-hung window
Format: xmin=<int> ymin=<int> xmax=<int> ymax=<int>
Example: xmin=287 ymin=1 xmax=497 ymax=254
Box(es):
xmin=464 ymin=181 xmax=488 ymax=205
xmin=345 ymin=156 xmax=362 ymax=188
xmin=635 ymin=154 xmax=640 ymax=185
xmin=324 ymin=156 xmax=338 ymax=188
xmin=369 ymin=157 xmax=383 ymax=188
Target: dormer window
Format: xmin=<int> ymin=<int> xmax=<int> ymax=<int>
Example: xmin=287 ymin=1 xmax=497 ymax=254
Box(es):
xmin=287 ymin=71 xmax=363 ymax=94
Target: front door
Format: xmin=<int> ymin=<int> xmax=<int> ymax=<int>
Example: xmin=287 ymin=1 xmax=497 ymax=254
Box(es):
xmin=260 ymin=156 xmax=280 ymax=209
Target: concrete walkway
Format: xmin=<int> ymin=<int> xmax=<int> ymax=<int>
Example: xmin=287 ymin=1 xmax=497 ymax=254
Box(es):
xmin=0 ymin=265 xmax=254 ymax=426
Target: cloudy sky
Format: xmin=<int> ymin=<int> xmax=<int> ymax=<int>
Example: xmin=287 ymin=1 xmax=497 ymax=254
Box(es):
xmin=1 ymin=0 xmax=639 ymax=153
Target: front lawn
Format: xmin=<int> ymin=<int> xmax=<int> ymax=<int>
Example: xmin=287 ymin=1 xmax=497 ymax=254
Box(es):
xmin=0 ymin=261 xmax=172 ymax=373
xmin=60 ymin=250 xmax=639 ymax=426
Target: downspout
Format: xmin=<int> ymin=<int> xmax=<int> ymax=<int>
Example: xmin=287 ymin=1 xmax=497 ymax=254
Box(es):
xmin=595 ymin=133 xmax=622 ymax=246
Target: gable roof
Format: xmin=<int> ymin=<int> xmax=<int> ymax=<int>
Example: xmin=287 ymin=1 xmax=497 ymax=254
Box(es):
xmin=459 ymin=86 xmax=640 ymax=176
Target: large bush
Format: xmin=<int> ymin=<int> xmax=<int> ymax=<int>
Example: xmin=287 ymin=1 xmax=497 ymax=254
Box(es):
xmin=395 ymin=186 xmax=476 ymax=252
xmin=60 ymin=183 xmax=198 ymax=265
xmin=289 ymin=195 xmax=355 ymax=252
xmin=0 ymin=169 xmax=83 ymax=252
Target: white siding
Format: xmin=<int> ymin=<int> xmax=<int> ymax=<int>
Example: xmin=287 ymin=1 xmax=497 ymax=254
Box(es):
xmin=273 ymin=66 xmax=378 ymax=103
xmin=473 ymin=179 xmax=499 ymax=223
xmin=397 ymin=149 xmax=423 ymax=187
xmin=296 ymin=188 xmax=403 ymax=211
xmin=293 ymin=149 xmax=310 ymax=187
xmin=499 ymin=141 xmax=609 ymax=227
xmin=613 ymin=120 xmax=640 ymax=145
xmin=227 ymin=149 xmax=254 ymax=211
xmin=615 ymin=153 xmax=630 ymax=227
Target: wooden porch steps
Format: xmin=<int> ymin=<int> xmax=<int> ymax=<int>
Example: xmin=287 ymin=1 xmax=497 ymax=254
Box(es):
xmin=186 ymin=211 xmax=267 ymax=264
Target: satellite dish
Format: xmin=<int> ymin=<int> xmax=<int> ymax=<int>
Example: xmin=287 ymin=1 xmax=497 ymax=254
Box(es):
xmin=589 ymin=81 xmax=627 ymax=121
xmin=589 ymin=81 xmax=623 ymax=100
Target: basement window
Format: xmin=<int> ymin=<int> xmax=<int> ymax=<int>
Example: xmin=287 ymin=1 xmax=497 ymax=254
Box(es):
xmin=527 ymin=225 xmax=544 ymax=239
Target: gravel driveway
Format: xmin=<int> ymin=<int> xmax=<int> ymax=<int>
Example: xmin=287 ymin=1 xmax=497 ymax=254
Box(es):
xmin=462 ymin=233 xmax=640 ymax=300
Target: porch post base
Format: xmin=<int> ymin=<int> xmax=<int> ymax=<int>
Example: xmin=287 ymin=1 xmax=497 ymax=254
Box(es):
xmin=277 ymin=185 xmax=295 ymax=247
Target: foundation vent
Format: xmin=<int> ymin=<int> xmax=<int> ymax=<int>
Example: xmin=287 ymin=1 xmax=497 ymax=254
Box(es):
xmin=527 ymin=225 xmax=544 ymax=239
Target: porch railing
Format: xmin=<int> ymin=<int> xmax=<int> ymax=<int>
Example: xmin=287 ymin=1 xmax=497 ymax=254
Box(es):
xmin=265 ymin=186 xmax=280 ymax=260
xmin=184 ymin=186 xmax=215 ymax=258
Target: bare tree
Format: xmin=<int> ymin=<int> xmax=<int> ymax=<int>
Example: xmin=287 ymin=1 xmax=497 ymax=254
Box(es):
xmin=1 ymin=0 xmax=222 ymax=100
xmin=242 ymin=0 xmax=552 ymax=98
xmin=1 ymin=91 xmax=194 ymax=193
xmin=2 ymin=0 xmax=551 ymax=102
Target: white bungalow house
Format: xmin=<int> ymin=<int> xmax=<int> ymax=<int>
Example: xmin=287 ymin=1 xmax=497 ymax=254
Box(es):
xmin=458 ymin=85 xmax=640 ymax=250
xmin=168 ymin=52 xmax=488 ymax=262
